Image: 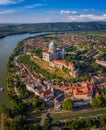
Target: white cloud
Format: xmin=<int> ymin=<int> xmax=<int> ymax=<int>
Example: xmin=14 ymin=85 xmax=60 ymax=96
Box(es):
xmin=25 ymin=3 xmax=46 ymax=9
xmin=0 ymin=0 xmax=24 ymax=5
xmin=67 ymin=14 xmax=106 ymax=22
xmin=60 ymin=10 xmax=77 ymax=15
xmin=48 ymin=10 xmax=77 ymax=15
xmin=0 ymin=9 xmax=17 ymax=14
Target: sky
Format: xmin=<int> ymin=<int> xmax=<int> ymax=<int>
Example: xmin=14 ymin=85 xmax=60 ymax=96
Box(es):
xmin=0 ymin=0 xmax=106 ymax=23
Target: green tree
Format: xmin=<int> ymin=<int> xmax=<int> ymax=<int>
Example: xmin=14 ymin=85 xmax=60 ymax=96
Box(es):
xmin=99 ymin=117 xmax=106 ymax=127
xmin=92 ymin=96 xmax=104 ymax=108
xmin=69 ymin=120 xmax=80 ymax=129
xmin=32 ymin=97 xmax=46 ymax=110
xmin=85 ymin=119 xmax=92 ymax=127
xmin=62 ymin=99 xmax=73 ymax=110
xmin=32 ymin=97 xmax=40 ymax=107
xmin=33 ymin=124 xmax=40 ymax=130
xmin=1 ymin=105 xmax=12 ymax=118
xmin=43 ymin=119 xmax=51 ymax=130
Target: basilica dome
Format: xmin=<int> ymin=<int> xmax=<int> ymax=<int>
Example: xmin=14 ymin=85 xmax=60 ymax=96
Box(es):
xmin=49 ymin=41 xmax=56 ymax=53
xmin=49 ymin=41 xmax=56 ymax=47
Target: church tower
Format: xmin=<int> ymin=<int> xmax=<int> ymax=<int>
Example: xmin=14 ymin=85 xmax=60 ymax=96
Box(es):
xmin=61 ymin=48 xmax=65 ymax=59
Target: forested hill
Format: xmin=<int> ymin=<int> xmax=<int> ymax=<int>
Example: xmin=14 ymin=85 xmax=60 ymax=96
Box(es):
xmin=0 ymin=22 xmax=106 ymax=38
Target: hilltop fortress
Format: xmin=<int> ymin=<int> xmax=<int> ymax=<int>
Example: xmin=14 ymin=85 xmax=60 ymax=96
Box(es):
xmin=43 ymin=41 xmax=79 ymax=78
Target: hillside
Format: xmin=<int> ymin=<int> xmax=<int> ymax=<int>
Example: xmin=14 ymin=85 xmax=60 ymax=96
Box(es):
xmin=0 ymin=22 xmax=106 ymax=38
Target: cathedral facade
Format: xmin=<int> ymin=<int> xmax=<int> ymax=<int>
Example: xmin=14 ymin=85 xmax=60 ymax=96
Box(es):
xmin=42 ymin=41 xmax=79 ymax=78
xmin=43 ymin=41 xmax=65 ymax=62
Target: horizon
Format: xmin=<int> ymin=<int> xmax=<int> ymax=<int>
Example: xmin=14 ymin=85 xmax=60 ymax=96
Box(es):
xmin=0 ymin=0 xmax=106 ymax=23
xmin=0 ymin=21 xmax=106 ymax=24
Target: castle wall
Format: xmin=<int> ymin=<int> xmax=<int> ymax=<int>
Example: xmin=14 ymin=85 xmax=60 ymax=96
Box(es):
xmin=43 ymin=52 xmax=50 ymax=61
xmin=70 ymin=69 xmax=79 ymax=78
xmin=43 ymin=51 xmax=60 ymax=62
xmin=74 ymin=94 xmax=90 ymax=100
xmin=42 ymin=41 xmax=79 ymax=78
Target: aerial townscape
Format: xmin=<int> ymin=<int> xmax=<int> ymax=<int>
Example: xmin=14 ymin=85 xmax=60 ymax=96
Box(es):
xmin=0 ymin=0 xmax=106 ymax=130
xmin=1 ymin=31 xmax=105 ymax=130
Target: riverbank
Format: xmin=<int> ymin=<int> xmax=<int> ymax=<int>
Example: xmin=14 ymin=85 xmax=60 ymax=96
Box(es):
xmin=3 ymin=31 xmax=106 ymax=129
xmin=0 ymin=32 xmax=47 ymax=108
xmin=0 ymin=22 xmax=106 ymax=39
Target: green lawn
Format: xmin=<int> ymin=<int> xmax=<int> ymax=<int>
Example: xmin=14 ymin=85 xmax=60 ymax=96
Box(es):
xmin=50 ymin=108 xmax=106 ymax=120
xmin=82 ymin=32 xmax=106 ymax=37
xmin=75 ymin=32 xmax=106 ymax=37
xmin=31 ymin=56 xmax=70 ymax=80
xmin=44 ymin=34 xmax=55 ymax=37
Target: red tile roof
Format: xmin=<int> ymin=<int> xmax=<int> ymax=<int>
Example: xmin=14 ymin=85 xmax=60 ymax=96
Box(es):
xmin=73 ymin=85 xmax=93 ymax=95
xmin=53 ymin=60 xmax=74 ymax=68
xmin=41 ymin=88 xmax=52 ymax=97
xmin=95 ymin=92 xmax=100 ymax=97
xmin=53 ymin=60 xmax=67 ymax=66
xmin=69 ymin=63 xmax=74 ymax=67
xmin=54 ymin=85 xmax=73 ymax=91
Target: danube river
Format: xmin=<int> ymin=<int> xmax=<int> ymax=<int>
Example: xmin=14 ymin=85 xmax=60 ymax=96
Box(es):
xmin=0 ymin=33 xmax=46 ymax=108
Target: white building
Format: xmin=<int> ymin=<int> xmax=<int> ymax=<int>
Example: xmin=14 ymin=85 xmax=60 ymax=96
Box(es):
xmin=43 ymin=41 xmax=65 ymax=62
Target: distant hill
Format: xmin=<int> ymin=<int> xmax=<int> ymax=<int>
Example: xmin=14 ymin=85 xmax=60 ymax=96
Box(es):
xmin=0 ymin=22 xmax=106 ymax=38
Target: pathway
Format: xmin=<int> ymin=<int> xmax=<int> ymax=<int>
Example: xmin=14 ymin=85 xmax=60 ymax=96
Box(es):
xmin=40 ymin=112 xmax=48 ymax=126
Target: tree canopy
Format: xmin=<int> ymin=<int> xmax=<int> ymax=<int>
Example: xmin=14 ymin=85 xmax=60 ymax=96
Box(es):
xmin=62 ymin=98 xmax=73 ymax=110
xmin=92 ymin=96 xmax=106 ymax=108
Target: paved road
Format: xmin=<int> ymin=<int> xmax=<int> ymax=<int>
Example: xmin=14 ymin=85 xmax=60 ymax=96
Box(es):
xmin=40 ymin=112 xmax=48 ymax=126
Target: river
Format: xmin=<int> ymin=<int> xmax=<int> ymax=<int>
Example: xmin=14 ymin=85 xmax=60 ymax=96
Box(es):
xmin=0 ymin=32 xmax=46 ymax=108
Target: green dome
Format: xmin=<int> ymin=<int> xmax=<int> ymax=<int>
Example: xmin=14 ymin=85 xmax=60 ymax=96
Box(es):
xmin=49 ymin=41 xmax=56 ymax=47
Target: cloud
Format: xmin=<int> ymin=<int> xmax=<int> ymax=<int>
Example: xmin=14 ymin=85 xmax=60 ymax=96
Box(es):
xmin=25 ymin=3 xmax=46 ymax=9
xmin=0 ymin=0 xmax=24 ymax=5
xmin=0 ymin=9 xmax=17 ymax=14
xmin=49 ymin=10 xmax=77 ymax=15
xmin=60 ymin=10 xmax=77 ymax=15
xmin=67 ymin=14 xmax=106 ymax=22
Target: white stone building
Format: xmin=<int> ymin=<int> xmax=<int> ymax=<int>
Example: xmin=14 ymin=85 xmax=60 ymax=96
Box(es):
xmin=43 ymin=41 xmax=65 ymax=62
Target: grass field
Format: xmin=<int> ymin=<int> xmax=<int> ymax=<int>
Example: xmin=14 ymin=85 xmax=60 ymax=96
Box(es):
xmin=77 ymin=32 xmax=106 ymax=37
xmin=30 ymin=56 xmax=70 ymax=80
xmin=44 ymin=34 xmax=55 ymax=37
xmin=50 ymin=108 xmax=106 ymax=120
xmin=87 ymin=32 xmax=106 ymax=37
